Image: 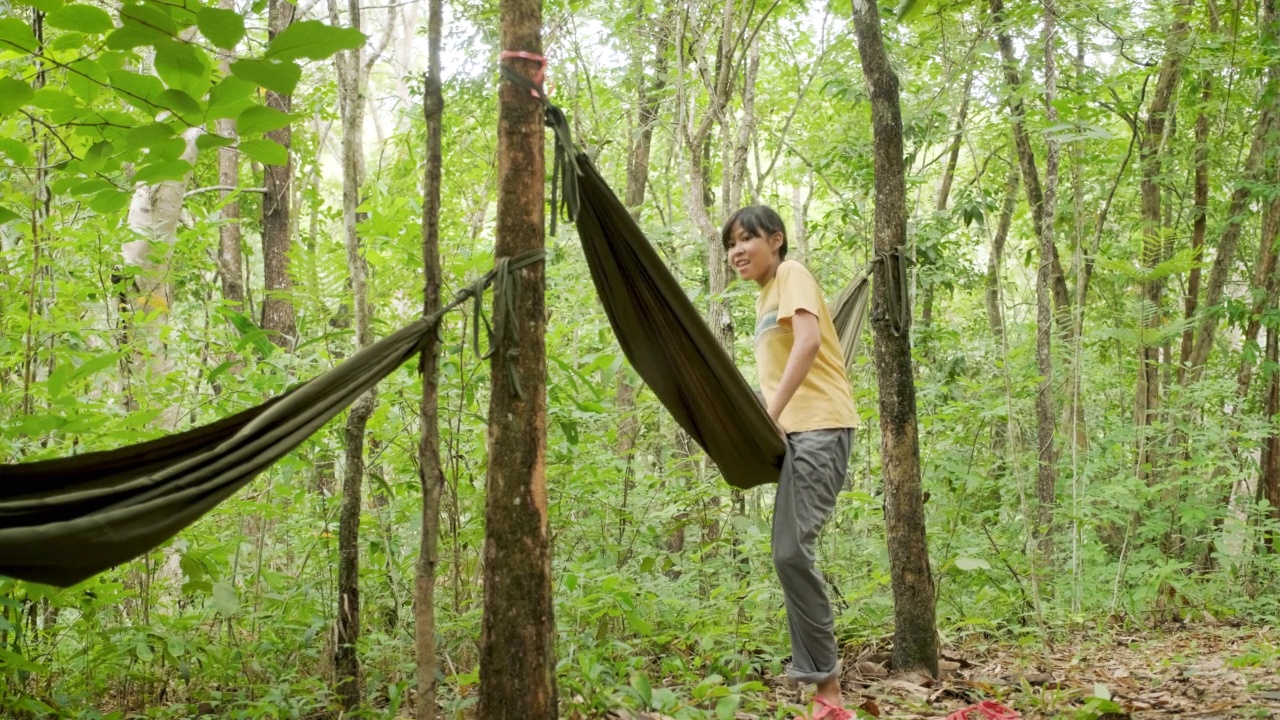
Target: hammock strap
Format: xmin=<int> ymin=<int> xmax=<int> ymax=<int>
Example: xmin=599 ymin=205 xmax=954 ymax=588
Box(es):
xmin=435 ymin=247 xmax=546 ymax=399
xmin=497 ymin=57 xmax=580 ymax=235
xmin=873 ymin=245 xmax=911 ymax=337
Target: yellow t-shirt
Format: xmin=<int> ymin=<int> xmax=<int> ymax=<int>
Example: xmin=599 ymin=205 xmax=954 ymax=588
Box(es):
xmin=755 ymin=260 xmax=859 ymax=432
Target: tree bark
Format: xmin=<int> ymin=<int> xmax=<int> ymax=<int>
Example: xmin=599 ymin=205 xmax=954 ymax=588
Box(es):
xmin=919 ymin=71 xmax=971 ymax=328
xmin=476 ymin=5 xmax=557 ymax=716
xmin=1034 ymin=0 xmax=1061 ymax=556
xmin=414 ymin=0 xmax=445 ymax=714
xmin=1179 ymin=61 xmax=1215 ymax=379
xmin=849 ymin=0 xmax=938 ymax=677
xmin=1185 ymin=58 xmax=1280 ymax=379
xmin=985 ymin=168 xmax=1018 ymax=343
xmin=334 ymin=0 xmax=372 ymax=709
xmin=1266 ymin=314 xmax=1280 ymax=552
xmin=990 ymin=0 xmax=1071 ymax=325
xmin=216 ymin=0 xmax=243 ymax=309
xmin=1135 ymin=0 xmax=1191 ymax=476
xmin=261 ymin=0 xmax=297 ymax=349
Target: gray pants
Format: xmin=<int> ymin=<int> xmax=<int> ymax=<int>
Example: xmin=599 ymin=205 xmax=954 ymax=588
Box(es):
xmin=773 ymin=428 xmax=853 ymax=685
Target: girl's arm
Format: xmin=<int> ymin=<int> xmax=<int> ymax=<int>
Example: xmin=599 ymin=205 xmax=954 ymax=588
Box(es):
xmin=767 ymin=309 xmax=820 ymax=424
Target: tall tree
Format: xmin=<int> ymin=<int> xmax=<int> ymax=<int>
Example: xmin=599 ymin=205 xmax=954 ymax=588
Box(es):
xmin=849 ymin=0 xmax=938 ymax=676
xmin=262 ymin=0 xmax=297 ymax=349
xmin=414 ymin=0 xmax=445 ymax=713
xmin=919 ymin=71 xmax=971 ymax=329
xmin=1135 ymin=0 xmax=1192 ymax=476
xmin=333 ymin=0 xmax=375 ymax=709
xmin=476 ymin=6 xmax=557 ymax=717
xmin=215 ymin=0 xmax=243 ymax=309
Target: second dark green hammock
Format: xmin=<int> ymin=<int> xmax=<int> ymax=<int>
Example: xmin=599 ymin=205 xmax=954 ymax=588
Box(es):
xmin=0 ymin=152 xmax=871 ymax=588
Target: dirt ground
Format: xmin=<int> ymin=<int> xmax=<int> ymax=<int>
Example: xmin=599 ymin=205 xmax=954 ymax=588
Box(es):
xmin=613 ymin=625 xmax=1280 ymax=719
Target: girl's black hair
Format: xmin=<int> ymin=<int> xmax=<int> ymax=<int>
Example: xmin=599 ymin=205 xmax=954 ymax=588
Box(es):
xmin=721 ymin=205 xmax=788 ymax=259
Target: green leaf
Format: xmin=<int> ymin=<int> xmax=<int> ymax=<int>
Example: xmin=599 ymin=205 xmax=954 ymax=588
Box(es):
xmin=155 ymin=89 xmax=203 ymax=122
xmin=66 ymin=58 xmax=106 ymax=102
xmin=81 ymin=140 xmax=115 ymax=172
xmin=0 ymin=137 xmax=31 ymax=164
xmin=236 ymin=105 xmax=292 ymax=135
xmin=197 ymin=6 xmax=245 ymax=50
xmin=265 ymin=20 xmax=366 ymax=61
xmin=0 ymin=78 xmax=34 ymax=116
xmin=0 ymin=18 xmax=40 ymax=53
xmin=230 ymin=58 xmax=301 ymax=95
xmin=715 ymin=695 xmax=741 ymax=720
xmin=107 ymin=69 xmax=165 ymax=112
xmin=119 ymin=1 xmax=177 ymax=36
xmin=207 ymin=76 xmax=256 ymax=119
xmin=46 ymin=4 xmax=114 ymax=33
xmin=0 ymin=206 xmax=22 ymax=225
xmin=14 ymin=0 xmax=64 ymax=12
xmin=238 ymin=138 xmax=288 ymax=166
xmin=154 ymin=39 xmax=211 ymax=97
xmin=72 ymin=352 xmax=123 ymax=382
xmin=31 ymin=88 xmax=77 ymax=109
xmin=126 ymin=122 xmax=176 ymax=148
xmin=105 ymin=24 xmax=161 ymax=50
xmin=896 ymin=0 xmax=927 ymax=22
xmin=630 ymin=672 xmax=652 ymax=708
xmin=954 ymin=557 xmax=992 ymax=571
xmin=211 ymin=581 xmax=239 ymax=616
xmin=89 ymin=188 xmax=130 ymax=213
xmin=132 ymin=158 xmax=192 ymax=184
xmin=196 ymin=133 xmax=234 ymax=150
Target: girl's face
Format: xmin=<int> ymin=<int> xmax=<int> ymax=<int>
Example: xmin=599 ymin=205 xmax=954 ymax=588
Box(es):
xmin=726 ymin=222 xmax=785 ymax=286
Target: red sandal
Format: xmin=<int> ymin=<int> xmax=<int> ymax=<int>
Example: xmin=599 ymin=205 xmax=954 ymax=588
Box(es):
xmin=810 ymin=696 xmax=853 ymax=720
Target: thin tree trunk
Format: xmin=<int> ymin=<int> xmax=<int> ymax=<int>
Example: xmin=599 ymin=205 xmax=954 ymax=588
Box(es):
xmin=1136 ymin=0 xmax=1191 ymax=478
xmin=920 ymin=71 xmax=971 ymax=328
xmin=216 ymin=0 xmax=243 ymax=309
xmin=990 ymin=0 xmax=1071 ymax=326
xmin=262 ymin=0 xmax=297 ymax=349
xmin=414 ymin=0 xmax=445 ymax=713
xmin=1266 ymin=315 xmax=1280 ymax=553
xmin=849 ymin=0 xmax=938 ymax=677
xmin=1185 ymin=57 xmax=1280 ymax=379
xmin=334 ymin=0 xmax=372 ymax=709
xmin=729 ymin=42 xmax=759 ymax=211
xmin=792 ymin=171 xmax=813 ymax=263
xmin=476 ymin=8 xmax=557 ymax=716
xmin=1179 ymin=69 xmax=1214 ymax=379
xmin=1035 ymin=0 xmax=1061 ymax=557
xmin=985 ymin=168 xmax=1018 ymax=342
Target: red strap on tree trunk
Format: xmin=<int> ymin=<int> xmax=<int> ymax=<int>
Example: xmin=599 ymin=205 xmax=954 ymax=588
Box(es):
xmin=499 ymin=50 xmax=546 ymax=98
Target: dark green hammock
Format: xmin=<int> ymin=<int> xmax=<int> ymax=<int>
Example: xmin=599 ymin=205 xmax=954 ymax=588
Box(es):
xmin=0 ymin=126 xmax=874 ymax=590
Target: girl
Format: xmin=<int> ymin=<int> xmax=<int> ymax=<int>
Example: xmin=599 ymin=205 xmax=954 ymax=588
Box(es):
xmin=723 ymin=205 xmax=857 ymax=720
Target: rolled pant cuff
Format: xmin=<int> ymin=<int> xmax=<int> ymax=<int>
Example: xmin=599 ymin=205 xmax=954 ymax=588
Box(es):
xmin=787 ymin=661 xmax=840 ymax=686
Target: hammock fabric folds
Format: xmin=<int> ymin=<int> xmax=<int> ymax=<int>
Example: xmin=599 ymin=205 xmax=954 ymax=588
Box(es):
xmin=0 ymin=156 xmax=871 ymax=588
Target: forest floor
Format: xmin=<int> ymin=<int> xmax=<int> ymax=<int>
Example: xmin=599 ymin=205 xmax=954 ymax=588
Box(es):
xmin=607 ymin=623 xmax=1280 ymax=720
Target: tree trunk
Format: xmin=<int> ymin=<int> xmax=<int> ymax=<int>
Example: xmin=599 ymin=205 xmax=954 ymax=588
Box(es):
xmin=334 ymin=0 xmax=372 ymax=709
xmin=919 ymin=71 xmax=971 ymax=328
xmin=216 ymin=0 xmax=243 ymax=309
xmin=1263 ymin=316 xmax=1280 ymax=552
xmin=990 ymin=0 xmax=1071 ymax=326
xmin=1185 ymin=56 xmax=1280 ymax=379
xmin=261 ymin=0 xmax=297 ymax=349
xmin=729 ymin=42 xmax=759 ymax=211
xmin=985 ymin=168 xmax=1018 ymax=344
xmin=414 ymin=0 xmax=445 ymax=714
xmin=849 ymin=0 xmax=938 ymax=677
xmin=792 ymin=171 xmax=814 ymax=263
xmin=1034 ymin=0 xmax=1061 ymax=557
xmin=1179 ymin=69 xmax=1214 ymax=380
xmin=476 ymin=7 xmax=557 ymax=716
xmin=1136 ymin=0 xmax=1191 ymax=479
